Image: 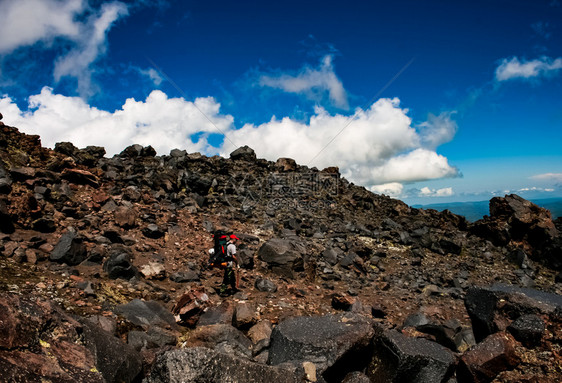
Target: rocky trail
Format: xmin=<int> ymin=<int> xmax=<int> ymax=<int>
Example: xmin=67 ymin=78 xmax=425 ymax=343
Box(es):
xmin=1 ymin=120 xmax=562 ymax=382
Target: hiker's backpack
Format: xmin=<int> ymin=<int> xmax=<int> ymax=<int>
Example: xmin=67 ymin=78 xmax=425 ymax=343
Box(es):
xmin=210 ymin=230 xmax=229 ymax=267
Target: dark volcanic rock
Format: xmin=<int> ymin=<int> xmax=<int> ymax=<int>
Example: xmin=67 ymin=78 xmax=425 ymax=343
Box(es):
xmin=145 ymin=348 xmax=305 ymax=383
xmin=230 ymin=145 xmax=257 ymax=161
xmin=507 ymin=314 xmax=545 ymax=348
xmin=50 ymin=227 xmax=88 ymax=265
xmin=115 ymin=299 xmax=178 ymax=330
xmin=103 ymin=246 xmax=138 ymax=280
xmin=197 ymin=301 xmax=234 ymax=326
xmin=268 ymin=313 xmax=374 ymax=382
xmin=143 ymin=223 xmax=166 ymax=239
xmin=169 ymin=270 xmax=200 ymax=283
xmin=257 ymin=238 xmax=305 ymax=278
xmin=457 ymin=332 xmax=521 ymax=383
xmin=255 ymin=278 xmax=278 ymax=292
xmin=367 ymin=328 xmax=455 ymax=383
xmin=78 ymin=318 xmax=143 ymax=383
xmin=465 ymin=284 xmax=562 ymax=342
xmin=185 ymin=324 xmax=253 ymax=359
xmin=0 ymin=199 xmax=15 ymax=233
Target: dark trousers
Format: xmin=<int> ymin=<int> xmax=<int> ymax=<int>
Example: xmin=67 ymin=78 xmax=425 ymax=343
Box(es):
xmin=221 ymin=267 xmax=236 ymax=291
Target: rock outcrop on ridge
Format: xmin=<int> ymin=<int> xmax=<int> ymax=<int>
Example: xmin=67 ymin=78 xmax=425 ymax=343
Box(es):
xmin=0 ymin=122 xmax=561 ymax=382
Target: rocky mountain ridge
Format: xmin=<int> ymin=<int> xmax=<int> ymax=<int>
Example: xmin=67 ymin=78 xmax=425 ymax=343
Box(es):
xmin=1 ymin=120 xmax=561 ymax=382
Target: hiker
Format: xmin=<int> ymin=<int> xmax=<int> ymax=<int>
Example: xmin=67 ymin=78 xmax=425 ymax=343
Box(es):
xmin=219 ymin=234 xmax=240 ymax=296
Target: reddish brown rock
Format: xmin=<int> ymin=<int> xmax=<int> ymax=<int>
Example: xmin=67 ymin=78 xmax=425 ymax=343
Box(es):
xmin=61 ymin=168 xmax=100 ymax=188
xmin=457 ymin=332 xmax=521 ymax=383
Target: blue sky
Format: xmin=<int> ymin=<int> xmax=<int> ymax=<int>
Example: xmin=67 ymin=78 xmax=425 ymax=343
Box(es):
xmin=0 ymin=0 xmax=561 ymax=205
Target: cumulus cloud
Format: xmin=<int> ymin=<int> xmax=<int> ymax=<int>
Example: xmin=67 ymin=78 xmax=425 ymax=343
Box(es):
xmin=259 ymin=55 xmax=349 ymax=109
xmin=0 ymin=0 xmax=132 ymax=98
xmin=54 ymin=2 xmax=129 ymax=98
xmin=0 ymin=0 xmax=84 ymax=53
xmin=495 ymin=56 xmax=562 ymax=81
xmin=417 ymin=112 xmax=458 ymax=150
xmin=419 ymin=186 xmax=454 ymax=197
xmin=0 ymin=87 xmax=233 ymax=155
xmin=222 ymin=97 xmax=459 ymax=187
xmin=370 ymin=183 xmax=404 ymax=198
xmin=1 ymin=88 xmax=459 ymax=190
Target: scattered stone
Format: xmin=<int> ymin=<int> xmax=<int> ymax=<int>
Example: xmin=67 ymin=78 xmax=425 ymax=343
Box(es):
xmin=457 ymin=332 xmax=521 ymax=383
xmin=185 ymin=324 xmax=253 ymax=359
xmin=255 ymin=278 xmax=278 ymax=293
xmin=50 ymin=227 xmax=88 ymax=266
xmin=61 ymin=168 xmax=100 ymax=188
xmin=233 ymin=302 xmax=258 ymax=330
xmin=169 ymin=270 xmax=200 ymax=283
xmin=139 ymin=262 xmax=166 ymax=280
xmin=197 ymin=301 xmax=234 ymax=326
xmin=247 ymin=320 xmax=273 ymax=344
xmin=103 ymin=247 xmax=138 ymax=280
xmin=507 ymin=314 xmax=545 ymax=348
xmin=143 ymin=224 xmax=166 ymax=239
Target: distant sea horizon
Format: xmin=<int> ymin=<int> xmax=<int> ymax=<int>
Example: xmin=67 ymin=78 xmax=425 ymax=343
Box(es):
xmin=412 ymin=197 xmax=562 ymax=222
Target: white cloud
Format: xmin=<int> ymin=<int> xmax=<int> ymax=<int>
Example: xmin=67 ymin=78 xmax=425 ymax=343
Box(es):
xmin=222 ymin=97 xmax=459 ymax=187
xmin=419 ymin=186 xmax=454 ymax=197
xmin=370 ymin=183 xmax=404 ymax=198
xmin=259 ymin=55 xmax=349 ymax=109
xmin=530 ymin=173 xmax=562 ymax=183
xmin=138 ymin=68 xmax=164 ymax=86
xmin=0 ymin=0 xmax=131 ymax=98
xmin=417 ymin=112 xmax=458 ymax=150
xmin=0 ymin=87 xmax=233 ymax=156
xmin=495 ymin=56 xmax=562 ymax=81
xmin=1 ymin=88 xmax=459 ymax=189
xmin=0 ymin=0 xmax=84 ymax=53
xmin=54 ymin=2 xmax=129 ymax=98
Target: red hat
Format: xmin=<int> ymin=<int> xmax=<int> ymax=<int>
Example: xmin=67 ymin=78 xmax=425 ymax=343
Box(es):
xmin=230 ymin=234 xmax=240 ymax=240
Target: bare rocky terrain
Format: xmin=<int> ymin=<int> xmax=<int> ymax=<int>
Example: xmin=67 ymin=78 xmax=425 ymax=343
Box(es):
xmin=1 ymin=119 xmax=561 ymax=382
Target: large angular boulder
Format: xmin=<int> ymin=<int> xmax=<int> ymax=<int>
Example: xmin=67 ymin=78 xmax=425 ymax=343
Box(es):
xmin=50 ymin=227 xmax=88 ymax=266
xmin=0 ymin=199 xmax=15 ymax=233
xmin=367 ymin=329 xmax=455 ymax=383
xmin=268 ymin=313 xmax=374 ymax=382
xmin=115 ymin=299 xmax=178 ymax=330
xmin=230 ymin=145 xmax=257 ymax=161
xmin=0 ymin=162 xmax=13 ymax=194
xmin=257 ymin=238 xmax=305 ymax=278
xmin=465 ymin=284 xmax=562 ymax=342
xmin=78 ymin=318 xmax=143 ymax=383
xmin=144 ymin=348 xmax=305 ymax=383
xmin=457 ymin=332 xmax=521 ymax=383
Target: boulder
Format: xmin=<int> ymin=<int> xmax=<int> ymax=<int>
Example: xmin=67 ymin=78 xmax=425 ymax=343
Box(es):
xmin=0 ymin=163 xmax=13 ymax=194
xmin=78 ymin=318 xmax=143 ymax=383
xmin=50 ymin=227 xmax=88 ymax=266
xmin=171 ymin=288 xmax=210 ymax=326
xmin=276 ymin=157 xmax=297 ymax=172
xmin=61 ymin=168 xmax=100 ymax=188
xmin=257 ymin=238 xmax=305 ymax=278
xmin=255 ymin=278 xmax=278 ymax=293
xmin=115 ymin=299 xmax=178 ymax=330
xmin=233 ymin=302 xmax=258 ymax=330
xmin=230 ymin=145 xmax=257 ymax=161
xmin=268 ymin=313 xmax=375 ymax=382
xmin=197 ymin=301 xmax=234 ymax=326
xmin=465 ymin=284 xmax=562 ymax=342
xmin=127 ymin=327 xmax=177 ymax=352
xmin=367 ymin=329 xmax=455 ymax=383
xmin=144 ymin=348 xmax=305 ymax=383
xmin=114 ymin=206 xmax=138 ymax=228
xmin=0 ymin=199 xmax=15 ymax=233
xmin=139 ymin=262 xmax=166 ymax=280
xmin=185 ymin=324 xmax=253 ymax=359
xmin=457 ymin=332 xmax=521 ymax=383
xmin=507 ymin=314 xmax=545 ymax=348
xmin=143 ymin=223 xmax=166 ymax=239
xmin=103 ymin=247 xmax=138 ymax=280
xmin=247 ymin=320 xmax=273 ymax=344
xmin=169 ymin=270 xmax=200 ymax=283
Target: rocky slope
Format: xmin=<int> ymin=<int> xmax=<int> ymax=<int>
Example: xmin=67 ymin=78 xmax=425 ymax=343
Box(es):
xmin=1 ymin=120 xmax=561 ymax=382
